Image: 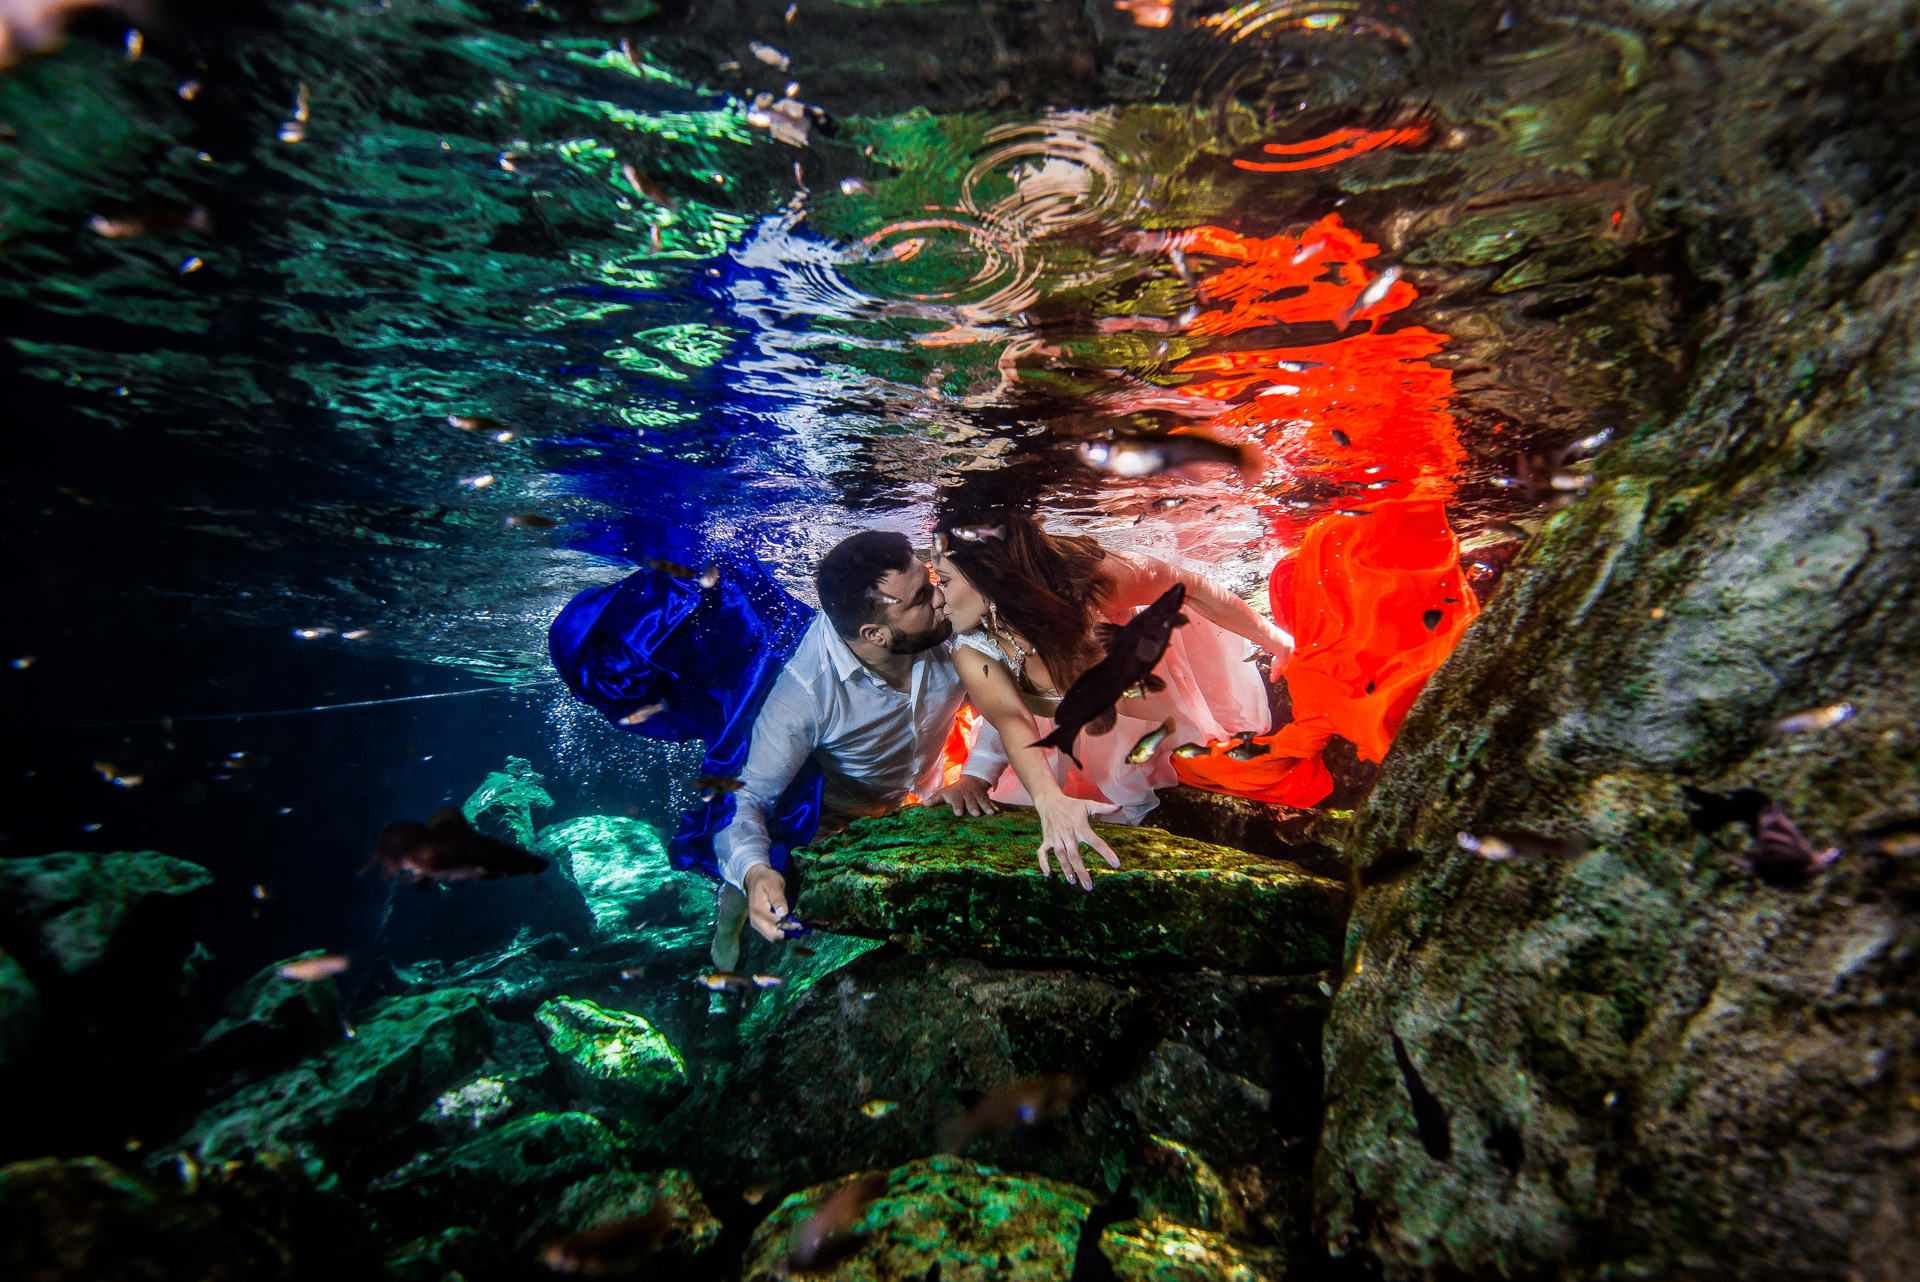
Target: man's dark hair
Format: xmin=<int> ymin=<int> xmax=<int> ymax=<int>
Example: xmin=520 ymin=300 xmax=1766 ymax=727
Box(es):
xmin=816 ymin=531 xmax=916 ymax=637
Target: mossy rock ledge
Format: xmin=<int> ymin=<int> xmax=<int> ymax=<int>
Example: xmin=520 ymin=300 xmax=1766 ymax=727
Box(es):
xmin=791 ymin=809 xmax=1345 ymax=972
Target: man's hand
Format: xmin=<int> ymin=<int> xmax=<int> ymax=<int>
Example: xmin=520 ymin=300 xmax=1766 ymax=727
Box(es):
xmin=922 ymin=775 xmax=999 ymax=817
xmin=1034 ymin=794 xmax=1120 ymax=891
xmin=741 ymin=864 xmax=791 ymax=942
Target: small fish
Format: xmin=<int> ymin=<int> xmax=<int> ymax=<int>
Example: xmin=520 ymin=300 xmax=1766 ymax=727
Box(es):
xmin=784 ymin=1 xmax=795 ymax=22
xmin=176 ymin=79 xmax=200 ymax=100
xmin=292 ymin=627 xmax=336 ymax=639
xmin=87 ymin=206 xmax=211 ymax=240
xmin=1153 ymin=496 xmax=1186 ymax=509
xmin=940 ymin=1074 xmax=1079 ymax=1153
xmin=1335 ymin=266 xmax=1402 ymax=331
xmin=698 ymin=564 xmax=722 ymax=590
xmin=749 ymin=40 xmax=790 ymax=69
xmin=839 ymin=177 xmax=870 ymax=195
xmin=1167 ymin=246 xmax=1196 ymax=285
xmin=1113 ymin=0 xmax=1172 ymax=28
xmin=751 ymin=974 xmax=784 ymax=989
xmin=458 ymin=474 xmax=495 ymax=489
xmin=619 ymin=701 xmax=666 ymax=726
xmin=342 ymin=628 xmax=371 ymax=640
xmin=11 ymin=656 xmax=35 ymax=669
xmin=278 ymin=953 xmax=350 ymax=983
xmin=1389 ymin=1033 xmax=1451 ymax=1160
xmin=123 ymin=27 xmax=140 ymax=59
xmin=776 ymin=914 xmax=812 ymax=938
xmin=618 ymin=161 xmax=675 ymax=210
xmin=179 ymin=254 xmax=204 ymax=274
xmin=1768 ymin=701 xmax=1856 ymax=735
xmin=949 ymin=524 xmax=1006 ymax=543
xmin=1732 ymin=802 xmax=1840 ymax=887
xmin=1224 ymin=740 xmax=1270 ymax=761
xmin=1681 ymin=786 xmax=1771 ymax=836
xmin=1334 ymin=509 xmax=1372 ymax=518
xmin=1290 ymin=238 xmax=1326 ymax=265
xmin=93 ymin=761 xmax=143 ymax=788
xmin=1331 ymin=429 xmax=1351 ymax=447
xmin=618 ymin=966 xmax=645 ymax=980
xmin=1077 ymin=431 xmax=1256 ymax=479
xmin=693 ymin=971 xmax=755 ymax=992
xmin=788 ymin=1173 xmax=886 ymax=1271
xmin=1125 ymin=718 xmax=1175 ymax=765
xmin=697 ymin=775 xmax=743 ymax=802
xmin=1032 ymin=585 xmax=1188 ymax=768
xmin=648 ymin=558 xmax=698 ymax=577
xmin=1855 ymin=822 xmax=1920 ymax=858
xmin=1171 ymin=742 xmax=1210 ymax=759
xmin=1455 ymin=830 xmax=1586 ymax=861
xmin=791 ymin=943 xmax=817 ymax=956
xmin=859 ymin=1099 xmax=898 ymax=1118
xmin=448 ymin=414 xmax=508 ymax=433
xmin=743 ymin=1179 xmax=775 ymax=1204
xmin=1564 ymin=428 xmax=1612 ymax=460
xmin=369 ymin=809 xmax=548 ymax=884
xmin=505 ymin=513 xmax=559 ymax=529
xmin=250 ymin=884 xmax=272 ymax=900
xmin=537 ymin=1204 xmax=672 ymax=1276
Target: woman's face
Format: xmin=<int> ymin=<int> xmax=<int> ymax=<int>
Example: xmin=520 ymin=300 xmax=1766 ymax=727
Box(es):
xmin=932 ymin=549 xmax=988 ymax=634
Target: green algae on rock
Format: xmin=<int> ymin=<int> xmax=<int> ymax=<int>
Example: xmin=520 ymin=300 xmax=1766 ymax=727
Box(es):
xmin=0 ymin=851 xmax=212 ymax=973
xmin=515 ymin=1169 xmax=721 ymax=1269
xmin=462 ymin=756 xmax=555 ymax=851
xmin=367 ymin=1111 xmax=625 ymax=1232
xmin=533 ymin=815 xmax=709 ymax=951
xmin=792 ymin=808 xmax=1345 ymax=972
xmin=1104 ymin=1216 xmax=1286 ymax=1282
xmin=534 ymin=996 xmax=689 ymax=1112
xmin=174 ymin=989 xmax=493 ymax=1179
xmin=741 ymin=1155 xmax=1094 ymax=1282
xmin=0 ymin=949 xmax=39 ymax=1068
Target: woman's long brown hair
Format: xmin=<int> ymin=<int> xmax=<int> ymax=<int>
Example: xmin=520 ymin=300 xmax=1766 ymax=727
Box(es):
xmin=939 ymin=513 xmax=1117 ymax=687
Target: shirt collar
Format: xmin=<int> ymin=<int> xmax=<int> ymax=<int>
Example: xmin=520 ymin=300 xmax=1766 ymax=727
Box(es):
xmin=818 ymin=616 xmax=947 ymax=692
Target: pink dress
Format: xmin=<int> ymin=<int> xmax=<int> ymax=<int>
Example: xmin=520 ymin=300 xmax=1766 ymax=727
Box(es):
xmin=956 ymin=553 xmax=1274 ymax=824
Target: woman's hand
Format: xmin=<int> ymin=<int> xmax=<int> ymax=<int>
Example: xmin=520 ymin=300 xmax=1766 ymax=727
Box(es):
xmin=1034 ymin=794 xmax=1120 ymax=890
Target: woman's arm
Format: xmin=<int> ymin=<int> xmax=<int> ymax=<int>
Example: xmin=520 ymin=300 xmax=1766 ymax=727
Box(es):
xmin=1105 ymin=553 xmax=1293 ymax=670
xmin=954 ymin=647 xmax=1119 ymax=890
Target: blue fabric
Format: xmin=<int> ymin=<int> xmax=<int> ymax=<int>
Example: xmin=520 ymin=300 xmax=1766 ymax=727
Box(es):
xmin=547 ymin=556 xmax=822 ymax=879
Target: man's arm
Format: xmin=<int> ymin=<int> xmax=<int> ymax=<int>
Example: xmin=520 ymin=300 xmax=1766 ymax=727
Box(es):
xmin=922 ymin=712 xmax=1008 ymax=816
xmin=712 ymin=672 xmax=821 ymax=939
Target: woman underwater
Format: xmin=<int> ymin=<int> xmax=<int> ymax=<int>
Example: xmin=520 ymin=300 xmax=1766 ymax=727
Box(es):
xmin=933 ymin=514 xmax=1294 ymax=888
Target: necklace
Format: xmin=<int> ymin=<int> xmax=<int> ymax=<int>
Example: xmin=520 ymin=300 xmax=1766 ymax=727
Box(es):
xmin=985 ymin=601 xmax=1060 ymax=698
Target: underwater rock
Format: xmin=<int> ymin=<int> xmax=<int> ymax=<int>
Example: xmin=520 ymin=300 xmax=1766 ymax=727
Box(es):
xmin=1102 ymin=1216 xmax=1287 ymax=1282
xmin=1134 ymin=1136 xmax=1247 ymax=1238
xmin=381 ymin=868 xmax=597 ymax=970
xmin=646 ymin=948 xmax=1321 ymax=1205
xmin=392 ymin=931 xmax=605 ymax=1017
xmin=740 ymin=1155 xmax=1094 ymax=1282
xmin=534 ymin=996 xmax=689 ymax=1112
xmin=0 ymin=948 xmax=39 ymax=1068
xmin=190 ymin=952 xmax=344 ymax=1094
xmin=0 ymin=850 xmax=212 ymax=974
xmin=0 ymin=1155 xmax=287 ymax=1281
xmin=461 ymin=756 xmax=554 ymax=851
xmin=792 ymin=809 xmax=1345 ymax=972
xmin=367 ymin=1111 xmax=624 ymax=1238
xmin=1148 ymin=786 xmax=1350 ymax=881
xmin=384 ymin=1226 xmax=505 ymax=1282
xmin=1315 ymin=76 xmax=1920 ymax=1278
xmin=174 ymin=989 xmax=493 ymax=1178
xmin=533 ymin=814 xmax=710 ymax=951
xmin=515 ymin=1168 xmax=721 ymax=1271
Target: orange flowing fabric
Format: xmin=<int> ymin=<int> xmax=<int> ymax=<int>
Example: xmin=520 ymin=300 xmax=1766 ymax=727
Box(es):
xmin=1162 ymin=212 xmax=1476 ymax=807
xmin=1172 ymin=500 xmax=1478 ymax=806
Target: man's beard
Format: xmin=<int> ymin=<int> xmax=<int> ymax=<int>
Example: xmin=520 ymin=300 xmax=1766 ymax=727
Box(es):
xmin=886 ymin=616 xmax=954 ymax=654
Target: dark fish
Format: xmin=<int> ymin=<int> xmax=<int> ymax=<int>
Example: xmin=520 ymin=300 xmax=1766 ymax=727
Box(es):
xmin=369 ymin=809 xmax=548 ymax=884
xmin=1224 ymin=740 xmax=1270 ymax=760
xmin=1076 ymin=432 xmax=1256 ymax=479
xmin=537 ymin=1203 xmax=672 ymax=1275
xmin=1389 ymin=1033 xmax=1451 ymax=1160
xmin=787 ymin=1172 xmax=886 ymax=1271
xmin=619 ymin=161 xmax=677 ymax=211
xmin=1732 ymin=802 xmax=1840 ymax=887
xmin=1422 ymin=609 xmax=1443 ymax=630
xmin=1681 ymin=786 xmax=1770 ymax=835
xmin=1031 ymin=585 xmax=1189 ymax=767
xmin=1067 ymin=1173 xmax=1137 ymax=1282
xmin=939 ymin=1074 xmax=1079 ymax=1153
xmin=1455 ymin=830 xmax=1588 ymax=861
xmin=1170 ymin=742 xmax=1210 ymax=759
xmin=1331 ymin=429 xmax=1351 ymax=447
xmin=505 ymin=513 xmax=559 ymax=529
xmin=697 ymin=775 xmax=744 ymax=802
xmin=649 ymin=558 xmax=698 ymax=577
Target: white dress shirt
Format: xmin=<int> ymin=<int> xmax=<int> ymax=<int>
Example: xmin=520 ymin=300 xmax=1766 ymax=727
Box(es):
xmin=713 ymin=613 xmax=1008 ymax=890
